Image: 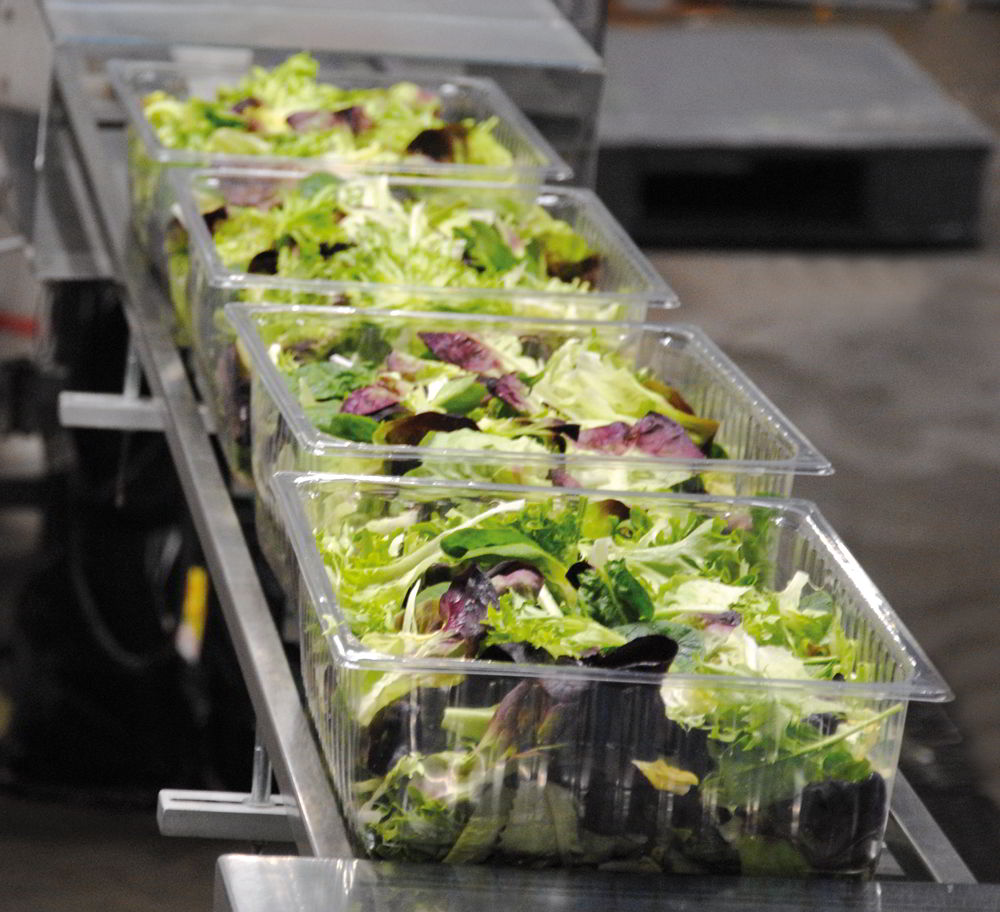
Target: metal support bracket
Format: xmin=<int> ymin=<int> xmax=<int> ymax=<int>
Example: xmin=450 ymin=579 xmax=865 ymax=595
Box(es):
xmin=888 ymin=774 xmax=977 ymax=884
xmin=157 ymin=789 xmax=296 ymax=844
xmin=59 ymin=390 xmax=216 ymax=433
xmin=158 ymin=730 xmax=295 ymax=845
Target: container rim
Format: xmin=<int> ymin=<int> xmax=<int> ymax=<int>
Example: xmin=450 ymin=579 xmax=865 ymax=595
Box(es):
xmin=170 ymin=165 xmax=676 ymax=308
xmin=105 ymin=57 xmax=573 ymax=181
xmin=228 ymin=301 xmax=834 ymax=474
xmin=272 ymin=470 xmax=953 ymax=702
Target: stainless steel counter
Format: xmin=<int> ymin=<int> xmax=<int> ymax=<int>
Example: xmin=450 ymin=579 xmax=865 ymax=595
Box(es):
xmin=214 ymin=856 xmax=999 ymax=912
xmin=39 ymin=0 xmax=601 ymax=71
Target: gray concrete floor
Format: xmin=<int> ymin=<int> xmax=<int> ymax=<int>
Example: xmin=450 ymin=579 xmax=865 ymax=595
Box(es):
xmin=0 ymin=7 xmax=998 ymax=909
xmin=0 ymin=794 xmax=245 ymax=912
xmin=648 ymin=236 xmax=1000 ymax=806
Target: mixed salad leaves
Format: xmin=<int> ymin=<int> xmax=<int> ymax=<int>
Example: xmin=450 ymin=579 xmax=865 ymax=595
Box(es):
xmin=309 ymin=491 xmax=898 ymax=874
xmin=254 ymin=315 xmax=724 ymax=491
xmin=141 ymin=52 xmax=515 ymax=168
xmin=196 ymin=171 xmax=601 ymax=297
xmin=168 ymin=170 xmax=619 ymax=344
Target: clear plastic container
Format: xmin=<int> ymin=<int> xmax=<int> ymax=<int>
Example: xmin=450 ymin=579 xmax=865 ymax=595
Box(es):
xmin=230 ymin=303 xmax=830 ymax=492
xmin=108 ymin=57 xmax=572 ymax=253
xmin=229 ymin=304 xmax=831 ymax=590
xmin=169 ymin=167 xmax=674 ymax=372
xmin=271 ymin=471 xmax=951 ymax=874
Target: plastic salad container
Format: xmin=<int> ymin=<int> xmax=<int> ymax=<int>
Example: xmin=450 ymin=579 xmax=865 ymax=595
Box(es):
xmin=228 ymin=304 xmax=831 ymax=589
xmin=108 ymin=53 xmax=571 ymax=252
xmin=164 ymin=167 xmax=673 ymax=357
xmin=229 ymin=303 xmax=830 ymax=493
xmin=271 ymin=471 xmax=951 ymax=875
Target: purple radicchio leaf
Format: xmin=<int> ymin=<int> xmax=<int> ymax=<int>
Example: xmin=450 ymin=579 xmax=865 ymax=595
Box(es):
xmin=247 ymin=249 xmax=279 ymax=274
xmin=479 ymin=641 xmax=553 ymax=666
xmin=438 ymin=563 xmax=497 ymax=647
xmin=385 ymin=350 xmax=424 ymax=378
xmin=216 ymin=343 xmax=250 ymax=450
xmin=486 ymin=560 xmax=544 ymax=597
xmin=724 ymin=511 xmax=754 ymax=533
xmin=583 ymin=634 xmax=678 ymax=674
xmin=518 ymin=335 xmax=552 ymax=361
xmin=219 ymin=179 xmax=279 ymax=209
xmin=795 ymin=773 xmax=888 ymax=871
xmin=624 ymin=412 xmax=705 ymax=459
xmin=546 ymin=253 xmax=602 ymax=287
xmin=565 ymin=560 xmax=592 ymax=588
xmin=381 ymin=411 xmax=478 ymax=446
xmin=406 ymin=123 xmax=467 ymax=162
xmin=286 ymin=110 xmax=333 ymax=131
xmin=597 ymin=498 xmax=631 ymax=521
xmin=287 ymin=106 xmax=373 ymax=134
xmin=576 ymin=421 xmax=630 ymax=455
xmin=702 ymin=610 xmax=742 ymax=635
xmin=419 ymin=331 xmax=503 ymax=373
xmin=805 ymin=713 xmax=844 ymax=736
xmin=481 ymin=680 xmax=553 ymax=753
xmin=548 ymin=467 xmax=581 ymax=488
xmin=550 ymin=422 xmax=580 ymax=441
xmin=340 ymin=384 xmax=400 ymax=416
xmin=335 ymin=105 xmax=373 ymax=134
xmin=319 ymin=241 xmax=352 ymax=258
xmin=202 ymin=206 xmax=228 ymax=234
xmin=367 ymin=403 xmax=410 ymax=423
xmin=231 ymin=96 xmax=261 ymax=114
xmin=484 ymin=373 xmax=531 ymax=413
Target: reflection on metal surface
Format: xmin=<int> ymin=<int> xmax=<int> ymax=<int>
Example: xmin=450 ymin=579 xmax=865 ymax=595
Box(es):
xmin=215 ymin=855 xmax=999 ymax=912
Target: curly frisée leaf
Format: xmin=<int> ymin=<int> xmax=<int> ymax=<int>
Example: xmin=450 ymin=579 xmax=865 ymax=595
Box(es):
xmin=484 ymin=597 xmax=626 ymax=659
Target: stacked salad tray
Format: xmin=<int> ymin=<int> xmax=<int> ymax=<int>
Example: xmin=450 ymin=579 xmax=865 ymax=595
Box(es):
xmin=110 ymin=52 xmax=571 ymax=251
xmin=273 ymin=474 xmax=949 ymax=874
xmin=112 ymin=51 xmax=953 ymax=880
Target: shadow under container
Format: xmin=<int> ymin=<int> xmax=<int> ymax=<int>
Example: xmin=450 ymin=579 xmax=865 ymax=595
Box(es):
xmin=271 ymin=472 xmax=952 ymax=874
xmin=169 ymin=167 xmax=674 ymax=391
xmin=108 ymin=57 xmax=572 ymax=256
xmin=229 ymin=304 xmax=832 ymax=587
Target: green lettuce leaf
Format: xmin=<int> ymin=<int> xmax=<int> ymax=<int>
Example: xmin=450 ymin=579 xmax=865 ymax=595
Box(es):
xmin=456 ymin=220 xmax=518 ymax=273
xmin=294 ymin=360 xmax=374 ymax=401
xmin=578 ymin=559 xmax=654 ymax=627
xmin=303 ymin=406 xmax=378 ymax=442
